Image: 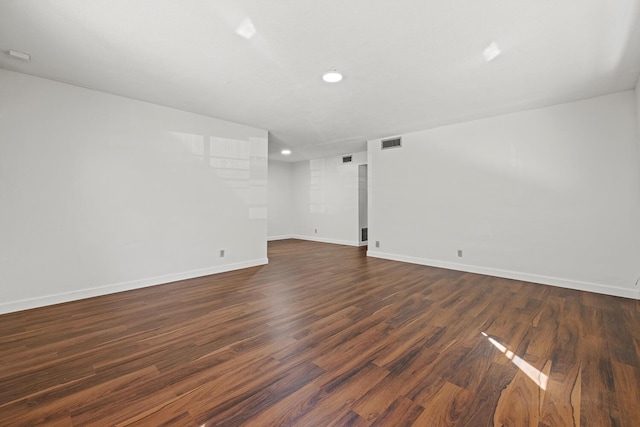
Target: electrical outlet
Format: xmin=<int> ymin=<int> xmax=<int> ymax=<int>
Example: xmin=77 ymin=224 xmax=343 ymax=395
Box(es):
xmin=375 ymin=241 xmax=380 ymax=248
xmin=457 ymin=250 xmax=463 ymax=257
xmin=220 ymin=249 xmax=225 ymax=258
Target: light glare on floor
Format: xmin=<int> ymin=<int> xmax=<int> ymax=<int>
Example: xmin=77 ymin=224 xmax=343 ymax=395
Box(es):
xmin=483 ymin=332 xmax=548 ymax=390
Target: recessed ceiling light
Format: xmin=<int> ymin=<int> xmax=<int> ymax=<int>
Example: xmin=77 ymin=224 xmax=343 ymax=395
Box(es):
xmin=322 ymin=70 xmax=343 ymax=83
xmin=9 ymin=49 xmax=31 ymax=61
xmin=483 ymin=42 xmax=501 ymax=62
xmin=281 ymin=149 xmax=291 ymax=155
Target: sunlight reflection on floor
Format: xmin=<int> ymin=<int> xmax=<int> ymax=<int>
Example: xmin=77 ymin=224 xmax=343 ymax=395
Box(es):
xmin=482 ymin=331 xmax=548 ymax=390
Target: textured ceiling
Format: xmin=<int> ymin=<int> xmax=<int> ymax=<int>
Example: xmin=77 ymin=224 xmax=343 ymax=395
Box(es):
xmin=1 ymin=0 xmax=639 ymax=161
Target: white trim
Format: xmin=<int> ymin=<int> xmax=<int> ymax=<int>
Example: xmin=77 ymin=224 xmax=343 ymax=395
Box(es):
xmin=0 ymin=258 xmax=268 ymax=315
xmin=367 ymin=251 xmax=640 ymax=300
xmin=267 ymin=235 xmax=295 ymax=241
xmin=291 ymin=235 xmax=360 ymax=247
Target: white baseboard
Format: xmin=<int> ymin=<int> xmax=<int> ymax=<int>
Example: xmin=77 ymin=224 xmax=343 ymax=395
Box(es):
xmin=367 ymin=251 xmax=640 ymax=300
xmin=267 ymin=235 xmax=295 ymax=241
xmin=291 ymin=235 xmax=360 ymax=247
xmin=0 ymin=258 xmax=269 ymax=315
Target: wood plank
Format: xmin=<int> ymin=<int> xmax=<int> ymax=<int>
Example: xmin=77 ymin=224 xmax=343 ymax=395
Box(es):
xmin=610 ymin=361 xmax=640 ymax=426
xmin=413 ymin=381 xmax=473 ymax=426
xmin=0 ymin=239 xmax=637 ymax=426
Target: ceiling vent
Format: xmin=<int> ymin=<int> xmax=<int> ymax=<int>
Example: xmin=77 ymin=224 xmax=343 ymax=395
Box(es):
xmin=342 ymin=155 xmax=353 ymax=163
xmin=381 ymin=137 xmax=401 ymax=150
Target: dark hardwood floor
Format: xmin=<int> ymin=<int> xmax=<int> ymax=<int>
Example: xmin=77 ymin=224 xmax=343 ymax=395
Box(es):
xmin=1 ymin=239 xmax=639 ymax=426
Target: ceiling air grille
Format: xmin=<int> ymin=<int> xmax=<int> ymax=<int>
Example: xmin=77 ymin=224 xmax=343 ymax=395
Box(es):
xmin=381 ymin=137 xmax=401 ymax=150
xmin=342 ymin=155 xmax=353 ymax=163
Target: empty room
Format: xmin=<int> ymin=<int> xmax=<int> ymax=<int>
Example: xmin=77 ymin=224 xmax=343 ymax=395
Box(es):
xmin=1 ymin=1 xmax=639 ymax=426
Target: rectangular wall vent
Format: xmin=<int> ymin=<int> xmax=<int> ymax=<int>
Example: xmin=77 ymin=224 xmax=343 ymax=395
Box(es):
xmin=361 ymin=228 xmax=368 ymax=242
xmin=381 ymin=137 xmax=402 ymax=150
xmin=342 ymin=155 xmax=352 ymax=163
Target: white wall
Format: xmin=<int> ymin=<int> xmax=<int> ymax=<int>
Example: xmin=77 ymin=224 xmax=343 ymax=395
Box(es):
xmin=368 ymin=91 xmax=640 ymax=299
xmin=0 ymin=69 xmax=268 ymax=314
xmin=636 ymin=75 xmax=640 ymax=150
xmin=267 ymin=160 xmax=294 ymax=240
xmin=292 ymin=152 xmax=367 ymax=246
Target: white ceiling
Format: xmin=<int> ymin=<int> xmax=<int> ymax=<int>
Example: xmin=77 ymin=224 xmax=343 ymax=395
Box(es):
xmin=1 ymin=0 xmax=640 ymax=162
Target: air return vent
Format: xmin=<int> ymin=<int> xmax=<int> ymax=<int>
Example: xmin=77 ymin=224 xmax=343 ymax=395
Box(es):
xmin=381 ymin=137 xmax=401 ymax=150
xmin=342 ymin=155 xmax=353 ymax=163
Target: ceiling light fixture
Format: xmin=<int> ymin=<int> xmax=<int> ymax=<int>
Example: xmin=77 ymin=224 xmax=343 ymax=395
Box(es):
xmin=322 ymin=70 xmax=343 ymax=83
xmin=483 ymin=42 xmax=501 ymax=62
xmin=281 ymin=149 xmax=291 ymax=155
xmin=9 ymin=49 xmax=31 ymax=61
